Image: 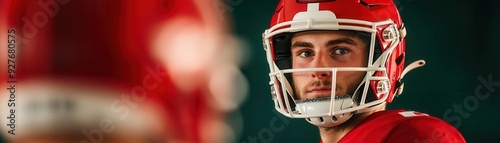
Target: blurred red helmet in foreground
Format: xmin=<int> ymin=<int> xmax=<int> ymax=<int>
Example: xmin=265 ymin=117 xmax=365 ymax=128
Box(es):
xmin=0 ymin=0 xmax=247 ymax=143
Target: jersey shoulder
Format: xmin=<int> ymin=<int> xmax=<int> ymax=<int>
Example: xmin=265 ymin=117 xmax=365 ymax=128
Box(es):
xmin=339 ymin=110 xmax=465 ymax=143
xmin=385 ymin=113 xmax=466 ymax=143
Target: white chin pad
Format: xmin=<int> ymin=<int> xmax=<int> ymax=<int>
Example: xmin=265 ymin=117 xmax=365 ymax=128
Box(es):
xmin=295 ymin=97 xmax=355 ymax=127
xmin=295 ymin=97 xmax=354 ymax=115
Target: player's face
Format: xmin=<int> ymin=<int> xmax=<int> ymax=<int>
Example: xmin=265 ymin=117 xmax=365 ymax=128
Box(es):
xmin=291 ymin=31 xmax=368 ymax=100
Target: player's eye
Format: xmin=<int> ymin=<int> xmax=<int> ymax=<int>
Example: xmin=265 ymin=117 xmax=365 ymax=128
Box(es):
xmin=332 ymin=48 xmax=349 ymax=55
xmin=298 ymin=50 xmax=314 ymax=58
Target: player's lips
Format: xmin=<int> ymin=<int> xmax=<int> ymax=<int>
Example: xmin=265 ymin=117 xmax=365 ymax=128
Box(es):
xmin=307 ymin=86 xmax=332 ymax=94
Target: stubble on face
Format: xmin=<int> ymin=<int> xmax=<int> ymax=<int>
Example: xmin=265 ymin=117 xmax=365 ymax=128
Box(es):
xmin=293 ymin=72 xmax=366 ymax=100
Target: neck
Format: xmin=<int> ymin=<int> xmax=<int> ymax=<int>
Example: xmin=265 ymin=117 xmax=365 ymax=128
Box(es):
xmin=319 ymin=104 xmax=386 ymax=143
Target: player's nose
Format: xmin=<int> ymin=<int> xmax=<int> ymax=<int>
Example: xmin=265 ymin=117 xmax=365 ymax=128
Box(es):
xmin=310 ymin=51 xmax=333 ymax=79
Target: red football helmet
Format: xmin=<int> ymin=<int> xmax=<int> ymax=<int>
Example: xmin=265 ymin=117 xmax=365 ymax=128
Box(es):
xmin=263 ymin=0 xmax=425 ymax=127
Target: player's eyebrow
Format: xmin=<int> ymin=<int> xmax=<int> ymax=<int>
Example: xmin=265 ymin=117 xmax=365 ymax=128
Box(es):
xmin=291 ymin=41 xmax=313 ymax=49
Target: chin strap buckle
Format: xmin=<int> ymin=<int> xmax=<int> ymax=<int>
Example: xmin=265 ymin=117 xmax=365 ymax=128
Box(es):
xmin=395 ymin=59 xmax=426 ymax=96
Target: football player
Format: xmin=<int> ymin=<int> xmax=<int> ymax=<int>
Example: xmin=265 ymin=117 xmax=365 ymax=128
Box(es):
xmin=262 ymin=0 xmax=466 ymax=142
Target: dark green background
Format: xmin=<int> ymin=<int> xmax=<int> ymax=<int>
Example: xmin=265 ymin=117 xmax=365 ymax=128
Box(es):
xmin=232 ymin=0 xmax=500 ymax=143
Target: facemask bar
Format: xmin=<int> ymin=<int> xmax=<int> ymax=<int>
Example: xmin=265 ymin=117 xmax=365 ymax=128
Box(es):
xmin=269 ymin=66 xmax=389 ymax=118
xmin=263 ymin=18 xmax=402 ymax=119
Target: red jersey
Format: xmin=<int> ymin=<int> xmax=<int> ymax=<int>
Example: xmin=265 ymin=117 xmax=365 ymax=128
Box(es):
xmin=322 ymin=110 xmax=466 ymax=143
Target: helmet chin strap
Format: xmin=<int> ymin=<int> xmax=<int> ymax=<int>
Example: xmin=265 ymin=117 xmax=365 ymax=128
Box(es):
xmin=395 ymin=59 xmax=426 ymax=96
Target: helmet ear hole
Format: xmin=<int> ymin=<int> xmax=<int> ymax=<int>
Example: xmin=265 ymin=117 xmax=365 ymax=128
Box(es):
xmin=319 ymin=117 xmax=324 ymax=123
xmin=306 ymin=118 xmax=311 ymax=122
xmin=331 ymin=116 xmax=338 ymax=122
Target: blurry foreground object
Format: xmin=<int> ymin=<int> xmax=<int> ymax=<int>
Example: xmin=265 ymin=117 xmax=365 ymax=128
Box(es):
xmin=0 ymin=0 xmax=248 ymax=143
